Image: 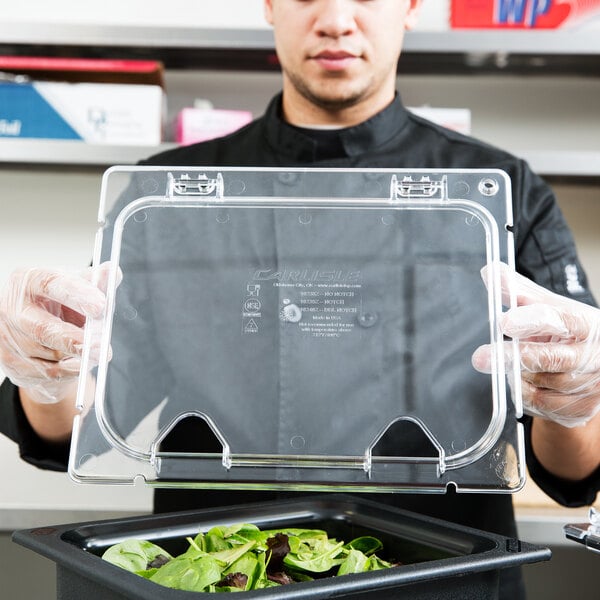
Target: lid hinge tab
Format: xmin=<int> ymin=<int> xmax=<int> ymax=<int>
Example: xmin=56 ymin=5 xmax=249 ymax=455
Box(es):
xmin=390 ymin=174 xmax=448 ymax=202
xmin=167 ymin=172 xmax=224 ymax=200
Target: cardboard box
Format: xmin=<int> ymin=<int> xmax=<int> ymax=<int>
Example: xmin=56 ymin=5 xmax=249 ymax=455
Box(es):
xmin=451 ymin=0 xmax=600 ymax=28
xmin=0 ymin=81 xmax=164 ymax=145
xmin=0 ymin=56 xmax=165 ymax=86
xmin=0 ymin=57 xmax=165 ymax=145
xmin=176 ymin=107 xmax=253 ymax=145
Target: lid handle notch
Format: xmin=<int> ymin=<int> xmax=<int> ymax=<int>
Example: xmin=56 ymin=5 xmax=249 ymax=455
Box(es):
xmin=365 ymin=416 xmax=447 ymax=477
xmin=150 ymin=411 xmax=232 ymax=470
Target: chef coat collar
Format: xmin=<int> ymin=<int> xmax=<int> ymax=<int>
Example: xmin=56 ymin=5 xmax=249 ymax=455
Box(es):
xmin=264 ymin=92 xmax=410 ymax=162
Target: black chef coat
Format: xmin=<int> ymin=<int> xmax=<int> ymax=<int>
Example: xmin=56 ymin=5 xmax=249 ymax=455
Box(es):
xmin=1 ymin=93 xmax=599 ymax=600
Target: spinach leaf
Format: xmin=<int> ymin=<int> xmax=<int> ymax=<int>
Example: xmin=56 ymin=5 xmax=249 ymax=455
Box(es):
xmin=150 ymin=555 xmax=223 ymax=591
xmin=211 ymin=541 xmax=257 ymax=566
xmin=337 ymin=548 xmax=370 ymax=575
xmin=243 ymin=528 xmax=328 ymax=550
xmin=101 ymin=539 xmax=172 ymax=573
xmin=345 ymin=536 xmax=383 ymax=556
xmin=368 ymin=554 xmax=395 ymax=570
xmin=222 ymin=552 xmax=259 ymax=590
xmin=284 ymin=538 xmax=345 ymax=572
xmin=337 ymin=547 xmax=394 ymax=575
xmin=204 ymin=526 xmax=231 ymax=553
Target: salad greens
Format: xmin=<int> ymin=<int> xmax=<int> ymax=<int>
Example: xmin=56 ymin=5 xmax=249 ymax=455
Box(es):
xmin=102 ymin=523 xmax=397 ymax=592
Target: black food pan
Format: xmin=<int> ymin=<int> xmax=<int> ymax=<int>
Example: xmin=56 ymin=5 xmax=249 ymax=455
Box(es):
xmin=12 ymin=494 xmax=550 ymax=599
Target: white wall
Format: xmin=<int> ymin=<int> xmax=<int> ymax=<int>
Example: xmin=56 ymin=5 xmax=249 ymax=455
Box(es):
xmin=2 ymin=0 xmax=449 ymax=30
xmin=0 ymin=71 xmax=599 ymax=512
xmin=3 ymin=0 xmax=268 ymax=28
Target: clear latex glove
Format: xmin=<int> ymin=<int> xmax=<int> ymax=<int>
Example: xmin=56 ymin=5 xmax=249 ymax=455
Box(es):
xmin=0 ymin=263 xmax=113 ymax=404
xmin=472 ymin=263 xmax=600 ymax=428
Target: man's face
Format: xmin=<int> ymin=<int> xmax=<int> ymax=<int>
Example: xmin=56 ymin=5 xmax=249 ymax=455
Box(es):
xmin=264 ymin=0 xmax=421 ymax=121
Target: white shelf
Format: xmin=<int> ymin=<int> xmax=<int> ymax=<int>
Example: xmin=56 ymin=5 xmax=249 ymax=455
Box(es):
xmin=2 ymin=23 xmax=275 ymax=50
xmin=1 ymin=139 xmax=599 ymax=178
xmin=2 ymin=22 xmax=600 ymax=55
xmin=405 ymin=30 xmax=600 ymax=55
xmin=518 ymin=150 xmax=600 ymax=178
xmin=0 ymin=139 xmax=176 ymax=167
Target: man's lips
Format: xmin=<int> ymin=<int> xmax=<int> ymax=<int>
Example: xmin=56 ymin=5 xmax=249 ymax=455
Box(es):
xmin=311 ymin=50 xmax=360 ymax=71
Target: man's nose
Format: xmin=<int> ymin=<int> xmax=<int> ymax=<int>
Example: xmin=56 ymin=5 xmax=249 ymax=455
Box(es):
xmin=314 ymin=0 xmax=358 ymax=37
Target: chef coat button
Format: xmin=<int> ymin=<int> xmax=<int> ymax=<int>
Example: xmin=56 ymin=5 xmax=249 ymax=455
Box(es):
xmin=281 ymin=303 xmax=302 ymax=323
xmin=357 ymin=312 xmax=378 ymax=328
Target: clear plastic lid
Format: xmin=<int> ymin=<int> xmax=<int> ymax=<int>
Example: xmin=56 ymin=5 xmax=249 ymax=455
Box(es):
xmin=70 ymin=167 xmax=525 ymax=493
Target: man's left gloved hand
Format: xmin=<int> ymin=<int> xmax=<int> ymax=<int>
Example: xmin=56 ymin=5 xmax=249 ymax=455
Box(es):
xmin=472 ymin=264 xmax=600 ymax=428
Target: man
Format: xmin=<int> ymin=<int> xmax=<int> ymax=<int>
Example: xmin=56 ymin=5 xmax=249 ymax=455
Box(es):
xmin=1 ymin=1 xmax=599 ymax=597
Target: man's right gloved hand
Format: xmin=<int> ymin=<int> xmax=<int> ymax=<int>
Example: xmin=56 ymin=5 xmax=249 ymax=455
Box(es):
xmin=0 ymin=265 xmax=110 ymax=404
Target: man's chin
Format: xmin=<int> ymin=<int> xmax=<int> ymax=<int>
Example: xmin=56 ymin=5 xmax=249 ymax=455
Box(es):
xmin=284 ymin=70 xmax=374 ymax=113
xmin=303 ymin=88 xmax=368 ymax=112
